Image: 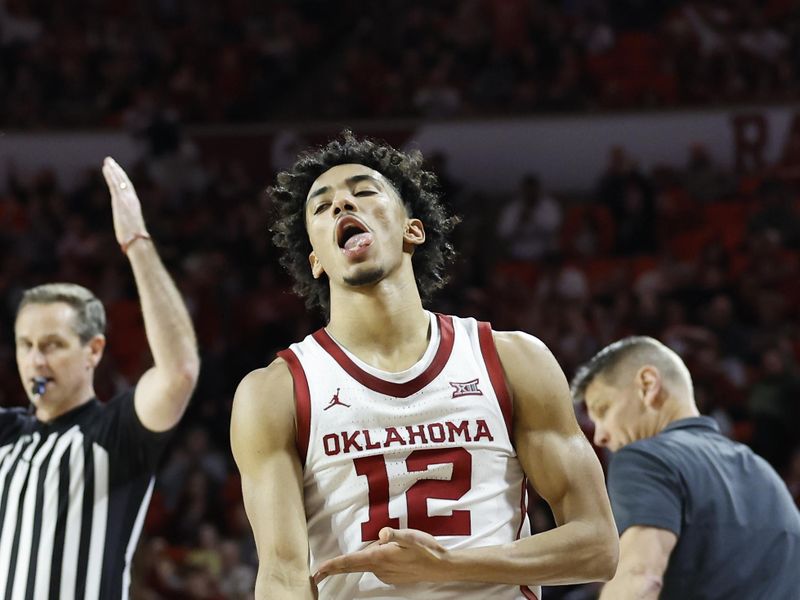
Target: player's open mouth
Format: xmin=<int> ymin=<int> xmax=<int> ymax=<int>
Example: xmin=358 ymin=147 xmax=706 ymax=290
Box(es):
xmin=336 ymin=216 xmax=374 ymax=256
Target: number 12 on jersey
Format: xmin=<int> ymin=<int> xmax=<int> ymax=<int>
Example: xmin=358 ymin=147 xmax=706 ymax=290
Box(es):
xmin=353 ymin=447 xmax=473 ymax=541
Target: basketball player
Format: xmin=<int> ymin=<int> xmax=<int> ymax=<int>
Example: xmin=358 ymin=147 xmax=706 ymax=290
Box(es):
xmin=572 ymin=336 xmax=800 ymax=599
xmin=231 ymin=133 xmax=618 ymax=598
xmin=0 ymin=158 xmax=199 ymax=598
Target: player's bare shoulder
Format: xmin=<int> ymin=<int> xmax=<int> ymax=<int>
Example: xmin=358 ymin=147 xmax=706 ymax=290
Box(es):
xmin=492 ymin=330 xmax=559 ymax=381
xmin=233 ymin=357 xmax=294 ymax=415
xmin=231 ymin=358 xmax=296 ymax=457
xmin=491 ymin=330 xmax=574 ymax=427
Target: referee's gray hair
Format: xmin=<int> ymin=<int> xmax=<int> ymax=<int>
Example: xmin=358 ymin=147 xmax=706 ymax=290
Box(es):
xmin=17 ymin=283 xmax=106 ymax=343
xmin=570 ymin=336 xmax=693 ymax=405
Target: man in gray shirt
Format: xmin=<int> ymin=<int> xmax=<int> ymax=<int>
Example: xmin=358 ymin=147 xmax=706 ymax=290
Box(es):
xmin=572 ymin=336 xmax=800 ymax=599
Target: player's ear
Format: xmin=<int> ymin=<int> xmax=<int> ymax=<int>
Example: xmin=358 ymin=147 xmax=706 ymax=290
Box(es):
xmin=309 ymin=251 xmax=325 ymax=279
xmin=636 ymin=365 xmax=664 ymax=410
xmin=403 ymin=218 xmax=425 ymax=251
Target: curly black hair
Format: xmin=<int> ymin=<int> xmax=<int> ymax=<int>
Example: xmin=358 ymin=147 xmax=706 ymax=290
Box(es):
xmin=270 ymin=131 xmax=460 ymax=317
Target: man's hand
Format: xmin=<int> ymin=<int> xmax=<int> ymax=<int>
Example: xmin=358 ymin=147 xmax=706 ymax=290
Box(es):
xmin=101 ymin=157 xmax=149 ymax=247
xmin=314 ymin=528 xmax=448 ymax=586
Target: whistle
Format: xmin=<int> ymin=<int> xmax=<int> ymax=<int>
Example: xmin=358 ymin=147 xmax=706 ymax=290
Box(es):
xmin=31 ymin=377 xmax=48 ymax=397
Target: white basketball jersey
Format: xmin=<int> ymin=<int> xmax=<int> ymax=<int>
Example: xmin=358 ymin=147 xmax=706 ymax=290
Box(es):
xmin=279 ymin=312 xmax=540 ymax=600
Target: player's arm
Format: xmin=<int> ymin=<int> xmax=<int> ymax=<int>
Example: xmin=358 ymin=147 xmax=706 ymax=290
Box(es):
xmin=444 ymin=331 xmax=618 ymax=584
xmin=599 ymin=526 xmax=677 ymax=600
xmin=231 ymin=360 xmax=315 ymax=600
xmin=101 ymin=157 xmax=200 ymax=432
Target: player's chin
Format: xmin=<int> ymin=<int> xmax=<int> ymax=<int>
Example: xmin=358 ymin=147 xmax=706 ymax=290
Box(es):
xmin=343 ymin=266 xmax=385 ymax=287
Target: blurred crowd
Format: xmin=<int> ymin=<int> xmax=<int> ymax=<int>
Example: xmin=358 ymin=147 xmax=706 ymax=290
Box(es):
xmin=3 ymin=1 xmax=800 ymax=598
xmin=1 ymin=130 xmax=798 ymax=597
xmin=3 ymin=0 xmax=800 ymax=127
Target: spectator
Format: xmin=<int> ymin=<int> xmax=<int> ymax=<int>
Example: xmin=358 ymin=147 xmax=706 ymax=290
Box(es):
xmin=218 ymin=540 xmax=257 ymax=600
xmin=594 ymin=146 xmax=656 ymax=254
xmin=682 ymin=143 xmax=736 ymax=203
xmin=748 ymin=346 xmax=800 ymax=471
xmin=748 ymin=178 xmax=800 ymax=248
xmin=496 ymin=175 xmax=563 ymax=260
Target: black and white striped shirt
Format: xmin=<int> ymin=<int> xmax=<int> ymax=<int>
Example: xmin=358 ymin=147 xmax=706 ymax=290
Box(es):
xmin=0 ymin=389 xmax=173 ymax=599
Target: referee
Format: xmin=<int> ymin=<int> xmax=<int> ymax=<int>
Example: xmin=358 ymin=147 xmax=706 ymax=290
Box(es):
xmin=572 ymin=336 xmax=800 ymax=599
xmin=0 ymin=158 xmax=199 ymax=598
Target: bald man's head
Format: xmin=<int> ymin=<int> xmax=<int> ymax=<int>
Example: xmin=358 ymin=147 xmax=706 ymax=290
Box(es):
xmin=572 ymin=337 xmax=693 ymax=405
xmin=572 ymin=336 xmax=697 ymax=451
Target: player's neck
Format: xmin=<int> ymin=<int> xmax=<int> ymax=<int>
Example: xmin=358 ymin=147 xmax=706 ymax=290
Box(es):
xmin=326 ymin=280 xmax=430 ymax=372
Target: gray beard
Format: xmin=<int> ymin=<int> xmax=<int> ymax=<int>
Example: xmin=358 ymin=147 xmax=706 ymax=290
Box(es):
xmin=343 ymin=267 xmax=385 ymax=287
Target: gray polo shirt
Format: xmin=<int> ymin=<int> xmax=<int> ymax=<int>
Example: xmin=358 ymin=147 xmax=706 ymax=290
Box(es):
xmin=608 ymin=416 xmax=800 ymax=599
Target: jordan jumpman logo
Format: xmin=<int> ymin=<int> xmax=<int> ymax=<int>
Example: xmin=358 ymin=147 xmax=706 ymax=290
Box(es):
xmin=324 ymin=388 xmax=351 ymax=410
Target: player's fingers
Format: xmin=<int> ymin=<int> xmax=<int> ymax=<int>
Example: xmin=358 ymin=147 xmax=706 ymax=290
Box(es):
xmin=316 ymin=552 xmax=367 ymax=576
xmin=378 ymin=527 xmax=396 ymax=544
xmin=382 ymin=528 xmax=424 ymax=548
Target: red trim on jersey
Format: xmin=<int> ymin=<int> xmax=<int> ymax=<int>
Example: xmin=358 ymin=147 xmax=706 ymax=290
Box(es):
xmin=515 ymin=477 xmax=529 ymax=541
xmin=477 ymin=321 xmax=513 ymax=437
xmin=277 ymin=349 xmax=311 ymax=466
xmin=311 ymin=314 xmax=455 ymax=398
xmin=520 ymin=586 xmax=539 ymax=600
xmin=516 ymin=478 xmax=539 ymax=600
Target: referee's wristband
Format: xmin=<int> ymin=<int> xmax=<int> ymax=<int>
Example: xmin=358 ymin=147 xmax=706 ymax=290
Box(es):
xmin=120 ymin=232 xmax=152 ymax=254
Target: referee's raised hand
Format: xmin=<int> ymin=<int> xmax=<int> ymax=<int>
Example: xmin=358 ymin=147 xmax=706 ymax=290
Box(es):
xmin=101 ymin=156 xmax=150 ymax=253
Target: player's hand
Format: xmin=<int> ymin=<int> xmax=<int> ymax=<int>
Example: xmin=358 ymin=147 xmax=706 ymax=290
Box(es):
xmin=313 ymin=527 xmax=448 ymax=585
xmin=101 ymin=157 xmax=149 ymax=247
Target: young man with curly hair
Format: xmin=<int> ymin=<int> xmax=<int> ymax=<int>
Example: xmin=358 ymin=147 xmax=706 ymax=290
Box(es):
xmin=231 ymin=132 xmax=618 ymax=599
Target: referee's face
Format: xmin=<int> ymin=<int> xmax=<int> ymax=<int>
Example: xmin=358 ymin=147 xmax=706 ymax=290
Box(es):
xmin=14 ymin=302 xmax=104 ymax=420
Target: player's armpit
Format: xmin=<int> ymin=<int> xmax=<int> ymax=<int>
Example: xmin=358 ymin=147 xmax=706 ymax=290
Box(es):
xmin=599 ymin=526 xmax=677 ymax=600
xmin=444 ymin=331 xmax=618 ymax=586
xmin=231 ymin=359 xmax=315 ymax=600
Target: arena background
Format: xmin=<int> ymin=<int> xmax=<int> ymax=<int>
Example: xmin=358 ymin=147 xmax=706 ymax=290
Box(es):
xmin=1 ymin=1 xmax=799 ymax=598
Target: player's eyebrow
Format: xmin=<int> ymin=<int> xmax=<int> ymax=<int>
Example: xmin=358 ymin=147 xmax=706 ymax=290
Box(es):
xmin=347 ymin=174 xmax=383 ymax=187
xmin=306 ymin=174 xmax=385 ymax=203
xmin=307 ymin=185 xmax=330 ymax=202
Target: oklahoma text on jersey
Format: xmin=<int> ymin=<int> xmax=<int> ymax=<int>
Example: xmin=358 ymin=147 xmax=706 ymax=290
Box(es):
xmin=322 ymin=419 xmax=495 ymax=456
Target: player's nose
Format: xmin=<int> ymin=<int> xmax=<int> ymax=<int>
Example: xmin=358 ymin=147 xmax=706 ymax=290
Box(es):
xmin=332 ymin=192 xmax=356 ymax=215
